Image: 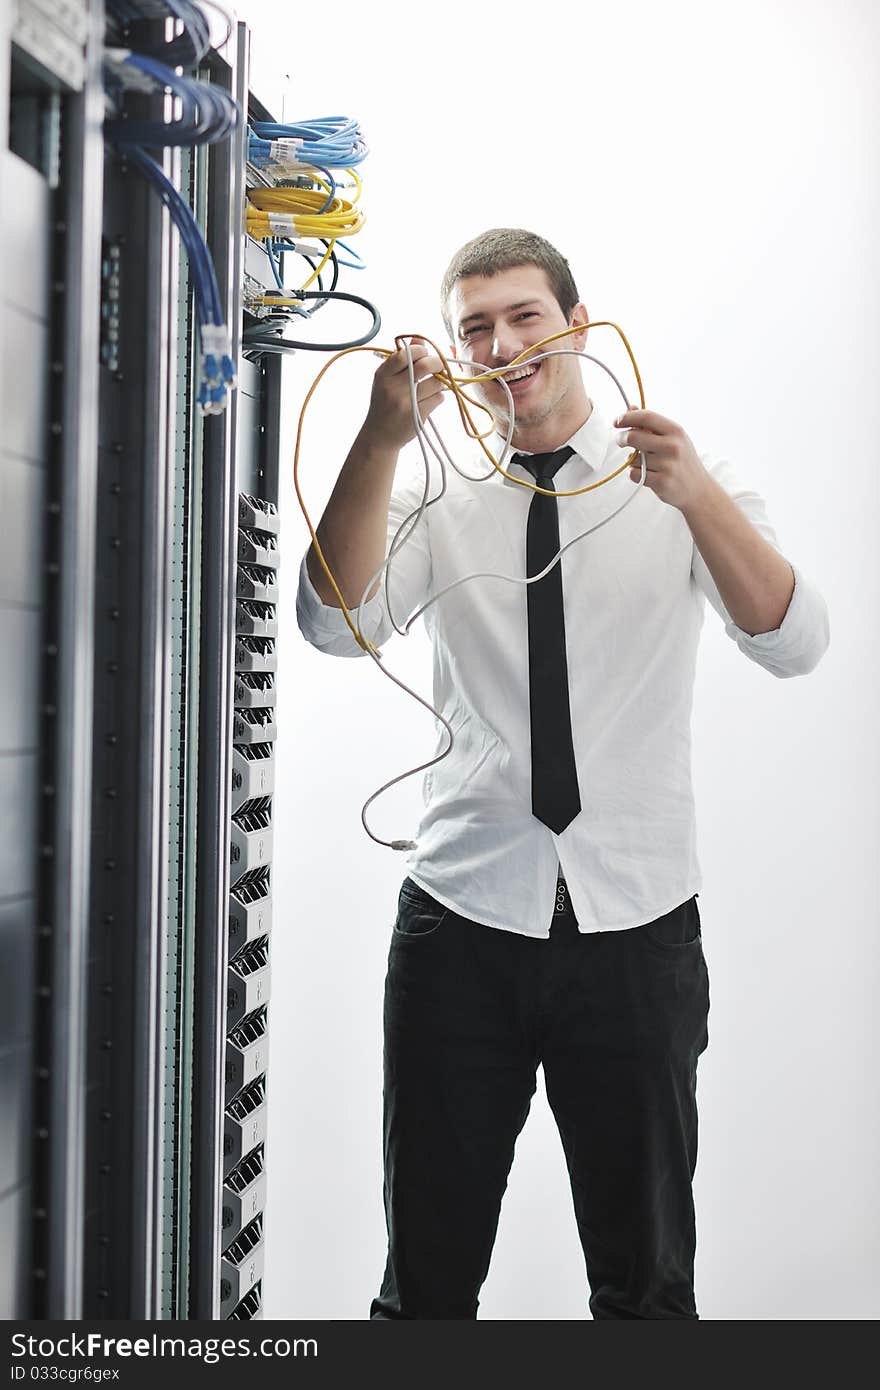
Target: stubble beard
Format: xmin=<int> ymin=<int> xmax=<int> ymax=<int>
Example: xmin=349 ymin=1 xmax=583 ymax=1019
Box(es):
xmin=482 ymin=372 xmax=568 ymax=441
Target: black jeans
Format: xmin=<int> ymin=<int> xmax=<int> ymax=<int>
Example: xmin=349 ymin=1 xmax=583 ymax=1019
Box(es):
xmin=369 ymin=876 xmax=710 ymax=1320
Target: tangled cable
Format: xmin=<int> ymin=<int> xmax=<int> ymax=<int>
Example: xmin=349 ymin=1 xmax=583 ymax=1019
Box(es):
xmin=244 ymin=118 xmax=377 ymax=354
xmin=293 ymin=321 xmax=649 ymax=848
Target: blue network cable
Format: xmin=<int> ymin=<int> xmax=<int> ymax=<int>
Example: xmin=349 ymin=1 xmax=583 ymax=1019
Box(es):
xmin=268 ymin=239 xmax=340 ymax=296
xmin=248 ymin=116 xmax=367 ymax=169
xmin=103 ymin=24 xmax=241 ymax=413
xmin=311 ymin=167 xmax=337 ymax=212
xmin=124 ymin=147 xmax=236 ymax=413
xmin=331 ymin=239 xmax=364 ymax=270
xmin=264 ymin=238 xmax=316 ymax=312
xmin=104 ymin=52 xmax=239 ymax=147
xmin=266 ymin=238 xmax=285 ymax=292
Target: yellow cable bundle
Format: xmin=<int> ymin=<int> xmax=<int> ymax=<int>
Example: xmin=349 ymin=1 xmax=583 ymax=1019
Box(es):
xmin=246 ymin=168 xmax=365 ymax=242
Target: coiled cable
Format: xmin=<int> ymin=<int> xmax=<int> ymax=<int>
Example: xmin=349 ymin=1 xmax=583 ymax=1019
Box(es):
xmin=241 ymin=289 xmax=381 ymax=355
xmin=292 ymin=322 xmax=649 ymax=847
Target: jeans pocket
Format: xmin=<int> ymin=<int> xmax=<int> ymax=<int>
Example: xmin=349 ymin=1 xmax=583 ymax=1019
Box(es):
xmin=392 ymin=878 xmax=450 ymax=940
xmin=641 ymin=896 xmax=701 ymax=950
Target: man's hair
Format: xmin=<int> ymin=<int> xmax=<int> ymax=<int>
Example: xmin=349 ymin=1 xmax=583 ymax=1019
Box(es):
xmin=440 ymin=228 xmax=580 ymax=339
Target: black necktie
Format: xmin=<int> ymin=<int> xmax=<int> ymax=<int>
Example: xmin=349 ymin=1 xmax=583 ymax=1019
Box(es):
xmin=513 ymin=446 xmax=581 ymax=834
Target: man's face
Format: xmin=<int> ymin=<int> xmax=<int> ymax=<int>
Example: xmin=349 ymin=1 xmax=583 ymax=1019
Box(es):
xmin=447 ymin=264 xmax=588 ymax=434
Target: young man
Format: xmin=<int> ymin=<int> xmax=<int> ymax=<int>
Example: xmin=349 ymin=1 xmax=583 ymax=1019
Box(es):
xmin=296 ymin=228 xmax=830 ymax=1319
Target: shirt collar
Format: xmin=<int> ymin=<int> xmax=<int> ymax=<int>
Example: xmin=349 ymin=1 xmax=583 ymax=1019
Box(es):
xmin=493 ymin=401 xmax=613 ymax=487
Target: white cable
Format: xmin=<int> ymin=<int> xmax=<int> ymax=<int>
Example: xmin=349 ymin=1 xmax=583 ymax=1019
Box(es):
xmin=356 ymin=346 xmax=625 ymax=648
xmin=353 ymin=343 xmax=514 ymax=848
xmin=423 ymin=355 xmax=517 ymax=483
xmin=379 ymin=353 xmax=517 ymax=635
xmin=354 ymin=339 xmax=469 ymax=850
xmin=355 ymin=337 xmax=646 ymax=850
xmin=386 ymin=345 xmax=644 ymax=631
xmin=402 ymin=475 xmax=644 ymax=633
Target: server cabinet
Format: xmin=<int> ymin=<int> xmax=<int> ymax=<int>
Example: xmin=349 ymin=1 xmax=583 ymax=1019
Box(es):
xmin=1 ymin=2 xmax=283 ymax=1320
xmin=3 ymin=0 xmax=102 ymax=1322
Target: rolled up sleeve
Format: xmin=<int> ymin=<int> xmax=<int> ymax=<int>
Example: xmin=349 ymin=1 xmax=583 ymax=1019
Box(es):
xmin=692 ymin=456 xmax=831 ymax=678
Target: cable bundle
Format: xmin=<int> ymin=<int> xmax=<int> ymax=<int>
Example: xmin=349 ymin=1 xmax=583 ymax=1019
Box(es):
xmin=102 ymin=3 xmax=240 ymax=413
xmin=124 ymin=147 xmax=236 ymax=413
xmin=243 ymin=114 xmax=379 ymax=355
xmin=247 ymin=116 xmax=367 ymax=174
xmin=104 ymin=51 xmax=239 ymax=146
xmin=245 ymin=180 xmax=365 ymax=244
xmin=106 ymin=0 xmax=213 ymax=64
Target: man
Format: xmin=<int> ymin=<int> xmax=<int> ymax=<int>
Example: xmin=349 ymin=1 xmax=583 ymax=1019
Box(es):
xmin=296 ymin=228 xmax=830 ymax=1319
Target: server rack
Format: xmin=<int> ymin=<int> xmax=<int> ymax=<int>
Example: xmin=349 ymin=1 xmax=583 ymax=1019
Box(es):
xmin=1 ymin=2 xmax=283 ymax=1320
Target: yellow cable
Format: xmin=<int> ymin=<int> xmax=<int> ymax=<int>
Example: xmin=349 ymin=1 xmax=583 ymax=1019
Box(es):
xmin=295 ymin=321 xmax=646 ymax=655
xmin=296 ymin=237 xmax=336 ymax=292
xmin=347 ymin=166 xmax=362 ymax=204
xmin=442 ymin=321 xmax=645 ymax=498
xmin=249 ymin=169 xmax=361 ymax=287
xmin=246 ymin=185 xmax=365 ymax=242
xmin=293 ymin=346 xmax=387 ymax=654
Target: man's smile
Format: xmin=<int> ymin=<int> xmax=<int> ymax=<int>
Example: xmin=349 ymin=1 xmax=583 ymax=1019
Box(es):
xmin=494 ymin=358 xmax=544 ymax=396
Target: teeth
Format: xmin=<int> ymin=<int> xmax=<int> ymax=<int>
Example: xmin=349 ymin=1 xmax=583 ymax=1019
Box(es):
xmin=506 ymin=364 xmax=538 ymax=382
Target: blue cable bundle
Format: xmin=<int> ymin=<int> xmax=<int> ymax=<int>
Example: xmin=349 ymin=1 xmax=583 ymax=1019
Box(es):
xmin=248 ymin=116 xmax=367 ymax=171
xmin=123 ymin=148 xmax=236 ymax=414
xmin=103 ymin=7 xmax=241 ymax=414
xmin=104 ymin=52 xmax=239 ymax=146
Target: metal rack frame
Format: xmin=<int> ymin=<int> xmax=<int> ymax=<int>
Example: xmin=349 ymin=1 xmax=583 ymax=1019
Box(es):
xmin=1 ymin=4 xmax=283 ymax=1320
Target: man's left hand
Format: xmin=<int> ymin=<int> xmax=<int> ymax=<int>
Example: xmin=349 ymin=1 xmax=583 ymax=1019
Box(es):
xmin=614 ymin=409 xmax=711 ymax=512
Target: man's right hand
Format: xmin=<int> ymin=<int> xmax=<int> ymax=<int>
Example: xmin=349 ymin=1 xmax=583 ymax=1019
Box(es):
xmin=363 ymin=337 xmax=447 ymax=452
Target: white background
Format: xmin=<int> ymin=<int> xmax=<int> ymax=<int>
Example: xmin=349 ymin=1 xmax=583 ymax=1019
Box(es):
xmin=239 ymin=0 xmax=879 ymax=1319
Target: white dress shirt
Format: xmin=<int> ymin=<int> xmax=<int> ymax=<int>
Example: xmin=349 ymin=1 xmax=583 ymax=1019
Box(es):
xmin=296 ymin=402 xmax=830 ymax=936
